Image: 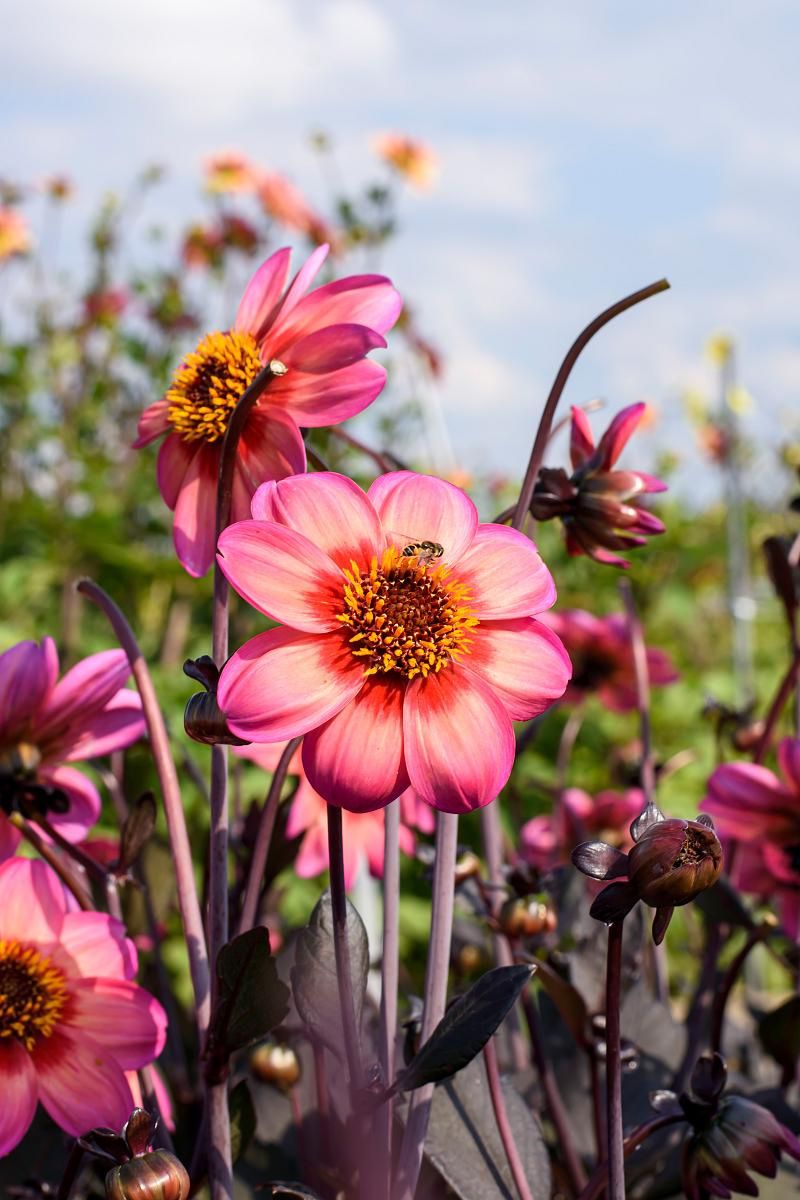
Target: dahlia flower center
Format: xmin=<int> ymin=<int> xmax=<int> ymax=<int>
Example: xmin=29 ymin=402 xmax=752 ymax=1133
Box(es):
xmin=166 ymin=330 xmax=263 ymax=443
xmin=338 ymin=546 xmax=478 ymax=680
xmin=673 ymin=827 xmax=710 ymax=869
xmin=0 ymin=939 xmax=68 ymax=1050
xmin=0 ymin=741 xmax=69 ymax=819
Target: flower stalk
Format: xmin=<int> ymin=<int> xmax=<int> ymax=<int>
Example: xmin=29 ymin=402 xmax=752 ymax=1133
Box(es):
xmin=378 ymin=798 xmax=401 ymax=1200
xmin=236 ymin=736 xmax=301 ymax=934
xmin=325 ymin=803 xmax=366 ymax=1091
xmin=605 ymin=920 xmax=625 ymax=1200
xmin=483 ymin=1035 xmax=534 ymax=1200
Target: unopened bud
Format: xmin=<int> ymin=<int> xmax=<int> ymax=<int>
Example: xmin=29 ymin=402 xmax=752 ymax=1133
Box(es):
xmin=628 ymin=817 xmax=722 ymax=908
xmin=454 ymin=850 xmax=482 ymax=885
xmin=105 ymin=1152 xmax=190 ymax=1200
xmin=183 ymin=656 xmax=248 ymax=746
xmin=250 ymin=1042 xmax=300 ymax=1090
xmin=499 ymin=896 xmax=555 ymax=938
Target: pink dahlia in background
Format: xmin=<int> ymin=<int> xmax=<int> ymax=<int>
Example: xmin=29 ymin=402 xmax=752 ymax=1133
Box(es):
xmin=236 ymin=741 xmax=433 ymax=888
xmin=530 ymin=403 xmax=666 ymax=567
xmin=0 ymin=639 xmax=144 ymax=845
xmin=134 ymin=244 xmax=402 ymax=577
xmin=540 ymin=608 xmax=678 ymax=711
xmin=0 ymin=207 xmax=31 ymax=261
xmin=0 ymin=857 xmax=166 ymax=1155
xmin=522 ymin=786 xmax=643 ymax=872
xmin=218 ymin=471 xmax=570 ymax=814
xmin=257 ymin=173 xmax=340 ymax=250
xmin=203 ymin=151 xmax=260 ymax=194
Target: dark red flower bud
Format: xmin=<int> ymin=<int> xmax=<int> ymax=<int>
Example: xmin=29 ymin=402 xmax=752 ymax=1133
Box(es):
xmin=249 ymin=1042 xmax=301 ymax=1090
xmin=498 ymin=896 xmax=556 ymax=938
xmin=453 ymin=849 xmax=482 ymax=886
xmin=627 ymin=817 xmax=722 ymax=907
xmin=105 ymin=1152 xmax=190 ymax=1200
xmin=183 ymin=657 xmax=248 ymax=746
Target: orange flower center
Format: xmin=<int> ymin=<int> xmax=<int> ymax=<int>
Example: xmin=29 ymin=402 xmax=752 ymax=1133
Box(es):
xmin=0 ymin=940 xmax=68 ymax=1050
xmin=338 ymin=546 xmax=478 ymax=680
xmin=166 ymin=330 xmax=263 ymax=443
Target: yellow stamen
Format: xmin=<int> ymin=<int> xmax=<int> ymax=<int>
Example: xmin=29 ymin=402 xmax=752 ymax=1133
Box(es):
xmin=0 ymin=940 xmax=68 ymax=1051
xmin=166 ymin=330 xmax=264 ymax=443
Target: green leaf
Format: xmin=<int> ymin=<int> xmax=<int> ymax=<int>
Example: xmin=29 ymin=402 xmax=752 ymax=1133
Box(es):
xmin=291 ymin=889 xmax=369 ymax=1058
xmin=213 ymin=927 xmax=290 ymax=1058
xmin=395 ymin=965 xmax=534 ymax=1093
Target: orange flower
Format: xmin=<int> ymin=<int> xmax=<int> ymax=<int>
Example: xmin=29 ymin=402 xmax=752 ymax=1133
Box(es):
xmin=0 ymin=208 xmax=31 ymax=260
xmin=372 ymin=134 xmax=438 ymax=189
xmin=203 ymin=152 xmax=259 ymax=195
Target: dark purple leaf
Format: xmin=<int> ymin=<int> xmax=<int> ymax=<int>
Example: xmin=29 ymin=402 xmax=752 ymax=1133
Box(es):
xmin=572 ymin=840 xmax=629 ymax=880
xmin=652 ymin=905 xmax=674 ymax=945
xmin=589 ymin=881 xmax=638 ymax=924
xmin=117 ymin=792 xmax=156 ymax=872
xmin=631 ymin=803 xmax=665 ymax=843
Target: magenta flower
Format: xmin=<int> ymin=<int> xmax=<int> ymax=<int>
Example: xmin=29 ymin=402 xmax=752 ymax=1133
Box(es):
xmin=530 ymin=403 xmax=666 ymax=567
xmin=235 ymin=741 xmax=432 ymax=888
xmin=217 ymin=471 xmax=571 ymax=814
xmin=0 ymin=857 xmax=166 ymax=1155
xmin=540 ymin=608 xmax=678 ymax=711
xmin=521 ymin=786 xmax=643 ymax=871
xmin=134 ymin=245 xmax=402 ymax=577
xmin=0 ymin=639 xmax=144 ymax=845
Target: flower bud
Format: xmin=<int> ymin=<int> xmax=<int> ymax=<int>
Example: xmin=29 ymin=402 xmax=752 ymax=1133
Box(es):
xmin=249 ymin=1042 xmax=300 ymax=1090
xmin=453 ymin=849 xmax=482 ymax=885
xmin=183 ymin=656 xmax=248 ymax=746
xmin=105 ymin=1152 xmax=190 ymax=1200
xmin=627 ymin=818 xmax=722 ymax=907
xmin=499 ymin=896 xmax=556 ymax=938
xmin=683 ymin=1095 xmax=800 ymax=1198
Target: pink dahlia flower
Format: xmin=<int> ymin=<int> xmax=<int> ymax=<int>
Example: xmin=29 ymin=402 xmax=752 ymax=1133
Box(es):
xmin=134 ymin=245 xmax=401 ymax=577
xmin=235 ymin=740 xmax=432 ymax=888
xmin=540 ymin=608 xmax=678 ymax=712
xmin=702 ymin=738 xmax=800 ymax=916
xmin=0 ymin=639 xmax=144 ymax=845
xmin=521 ymin=787 xmax=643 ymax=871
xmin=531 ymin=403 xmax=666 ymax=567
xmin=257 ymin=173 xmax=340 ymax=249
xmin=0 ymin=857 xmax=166 ymax=1155
xmin=217 ymin=471 xmax=571 ymax=814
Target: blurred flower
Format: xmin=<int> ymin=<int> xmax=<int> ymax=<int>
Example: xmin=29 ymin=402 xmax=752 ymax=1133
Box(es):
xmin=134 ymin=244 xmax=402 ymax=577
xmin=42 ymin=175 xmax=73 ymax=202
xmin=573 ymin=804 xmax=722 ymax=943
xmin=372 ymin=133 xmax=438 ymax=189
xmin=218 ymin=470 xmax=570 ymax=813
xmin=0 ymin=207 xmax=32 ymax=260
xmin=0 ymin=857 xmax=166 ymax=1154
xmin=540 ymin=608 xmax=678 ymax=711
xmin=83 ymin=287 xmax=129 ymax=327
xmin=146 ymin=276 xmax=197 ymax=336
xmin=181 ymin=222 xmax=224 ymax=271
xmin=236 ymin=739 xmax=432 ymax=887
xmin=696 ymin=421 xmax=733 ymax=464
xmin=0 ymin=639 xmax=144 ymax=845
xmin=706 ymin=333 xmax=734 ymax=366
xmin=530 ymin=403 xmax=666 ymax=568
xmin=203 ymin=151 xmax=259 ymax=195
xmin=218 ymin=213 xmax=260 ymax=256
xmin=721 ymin=838 xmax=800 ymax=939
xmin=521 ymin=787 xmax=643 ymax=871
xmin=257 ymin=172 xmax=340 ymax=248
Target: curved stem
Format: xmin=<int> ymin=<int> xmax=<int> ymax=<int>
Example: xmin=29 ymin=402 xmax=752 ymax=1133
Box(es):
xmin=710 ymin=925 xmax=767 ymax=1054
xmin=605 ymin=921 xmax=625 ymax=1200
xmin=56 ymin=1141 xmax=86 ymax=1200
xmin=76 ymin=579 xmax=211 ymax=1036
xmin=306 ymin=444 xmax=333 ymax=472
xmin=236 ymin=737 xmax=301 ymax=935
xmin=11 ymin=815 xmax=92 ymax=911
xmin=483 ymin=1036 xmax=534 ymax=1200
xmin=511 ymin=279 xmax=669 ymax=532
xmin=577 ymin=1113 xmax=685 ymax=1200
xmin=753 ymin=648 xmax=800 ymax=765
xmin=378 ymin=799 xmax=401 ymax=1200
xmin=326 ymin=804 xmax=365 ymax=1090
xmin=394 ymin=810 xmax=459 ymax=1200
xmin=330 ymin=426 xmax=395 ymax=473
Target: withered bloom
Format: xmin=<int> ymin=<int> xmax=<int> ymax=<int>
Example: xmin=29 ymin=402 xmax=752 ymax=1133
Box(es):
xmin=650 ymin=1054 xmax=800 ymax=1200
xmin=572 ymin=804 xmax=722 ymax=943
xmin=530 ymin=403 xmax=666 ymax=567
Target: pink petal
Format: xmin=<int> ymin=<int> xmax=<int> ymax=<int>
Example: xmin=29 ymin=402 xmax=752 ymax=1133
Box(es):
xmin=282 ymin=323 xmax=386 ymax=373
xmin=367 ymin=471 xmax=478 ymax=565
xmin=570 ymin=406 xmax=595 ymax=468
xmin=219 ymin=628 xmax=365 ymax=741
xmin=57 ymin=911 xmax=137 ymax=981
xmin=596 ymin=403 xmax=646 ymax=470
xmin=267 ymin=243 xmax=329 ymax=331
xmin=250 ymin=473 xmax=383 ymax=572
xmin=269 ymin=358 xmax=388 ymax=428
xmin=0 ymin=813 xmax=22 ymax=861
xmin=294 ymin=823 xmax=331 ymax=881
xmin=269 ymin=273 xmax=402 ymax=351
xmin=302 ymin=677 xmax=409 ymax=812
xmin=217 ymin=520 xmax=345 ymax=633
xmin=0 ymin=639 xmax=57 ymax=742
xmin=156 ymin=434 xmax=196 ymax=511
xmin=0 ymin=857 xmax=66 ymax=942
xmin=173 ymin=441 xmax=221 ymax=578
xmin=467 ymin=618 xmax=571 ymax=720
xmin=237 ymin=406 xmax=306 ymax=491
xmin=33 ymin=1029 xmax=134 ymax=1136
xmin=234 ymin=739 xmax=304 ymax=777
xmin=403 ymin=667 xmax=515 ymax=814
xmin=38 ymin=766 xmax=101 ymax=841
xmin=778 ymin=738 xmax=800 ymax=794
xmin=0 ymin=1040 xmax=38 ymax=1156
xmin=132 ymin=398 xmax=170 ymax=449
xmin=702 ymin=763 xmax=796 ymax=838
xmin=400 ymin=788 xmax=436 ymax=835
xmin=521 ymin=815 xmax=558 ymax=869
xmin=57 ymin=693 xmax=145 ymax=763
xmin=65 ymin=978 xmax=167 ymax=1067
xmin=454 ymin=525 xmax=557 ymax=618
xmin=234 ymin=247 xmax=293 ymax=339
xmin=37 ymin=649 xmax=132 ymax=748
xmin=362 ymin=812 xmax=391 ymax=878
xmin=635 ymin=471 xmax=668 ymax=494
xmin=285 ymin=778 xmax=325 ymax=838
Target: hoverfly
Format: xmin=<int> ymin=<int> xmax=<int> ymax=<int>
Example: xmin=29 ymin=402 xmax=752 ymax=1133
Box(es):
xmin=400 ymin=539 xmax=444 ymax=566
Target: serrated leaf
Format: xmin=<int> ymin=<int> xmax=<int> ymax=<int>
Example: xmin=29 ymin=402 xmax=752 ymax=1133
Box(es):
xmin=213 ymin=927 xmax=290 ymax=1057
xmin=118 ymin=792 xmax=157 ymax=871
xmin=229 ymin=1079 xmax=256 ymax=1163
xmin=290 ymin=890 xmax=369 ymax=1058
xmin=395 ymin=965 xmax=534 ymax=1093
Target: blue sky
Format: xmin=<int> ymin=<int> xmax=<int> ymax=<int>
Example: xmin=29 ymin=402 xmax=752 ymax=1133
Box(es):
xmin=3 ymin=0 xmax=799 ymax=503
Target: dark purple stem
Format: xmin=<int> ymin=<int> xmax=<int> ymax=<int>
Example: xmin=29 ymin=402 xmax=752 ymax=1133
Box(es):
xmin=578 ymin=1113 xmax=685 ymax=1200
xmin=378 ymin=799 xmax=401 ymax=1200
xmin=330 ymin=425 xmax=396 ymax=473
xmin=395 ymin=810 xmax=459 ymax=1200
xmin=752 ymin=648 xmax=800 ymax=765
xmin=56 ymin=1141 xmax=86 ymax=1200
xmin=710 ymin=924 xmax=768 ymax=1054
xmin=479 ymin=804 xmax=528 ymax=1072
xmin=326 ymin=804 xmax=365 ymax=1090
xmin=605 ymin=921 xmax=625 ymax=1200
xmin=76 ymin=579 xmax=211 ymax=1036
xmin=236 ymin=737 xmax=301 ymax=935
xmin=11 ymin=815 xmax=92 ymax=911
xmin=483 ymin=1036 xmax=534 ymax=1200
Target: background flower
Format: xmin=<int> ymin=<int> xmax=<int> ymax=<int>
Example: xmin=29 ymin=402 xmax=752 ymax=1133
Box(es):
xmin=522 ymin=786 xmax=643 ymax=871
xmin=218 ymin=470 xmax=570 ymax=814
